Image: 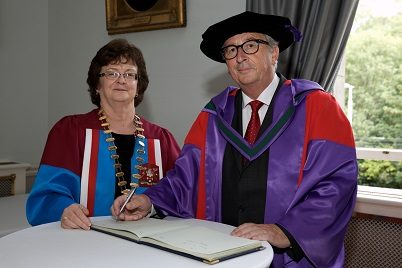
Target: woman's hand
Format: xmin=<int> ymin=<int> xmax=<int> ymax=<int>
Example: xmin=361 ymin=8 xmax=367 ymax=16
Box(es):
xmin=111 ymin=194 xmax=152 ymax=221
xmin=60 ymin=204 xmax=91 ymax=230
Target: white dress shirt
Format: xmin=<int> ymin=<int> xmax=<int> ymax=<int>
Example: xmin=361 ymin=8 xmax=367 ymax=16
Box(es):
xmin=241 ymin=74 xmax=280 ymax=136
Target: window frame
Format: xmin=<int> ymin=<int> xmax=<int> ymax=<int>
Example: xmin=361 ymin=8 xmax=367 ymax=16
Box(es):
xmin=333 ymin=54 xmax=402 ymax=218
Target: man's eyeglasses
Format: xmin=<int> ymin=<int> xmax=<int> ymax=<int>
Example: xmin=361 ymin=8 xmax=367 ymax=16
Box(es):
xmin=98 ymin=71 xmax=139 ymax=81
xmin=221 ymin=39 xmax=270 ymax=60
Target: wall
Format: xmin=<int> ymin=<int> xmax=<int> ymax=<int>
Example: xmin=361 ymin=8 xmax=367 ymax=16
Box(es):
xmin=1 ymin=0 xmax=245 ymax=166
xmin=0 ymin=0 xmax=48 ymax=165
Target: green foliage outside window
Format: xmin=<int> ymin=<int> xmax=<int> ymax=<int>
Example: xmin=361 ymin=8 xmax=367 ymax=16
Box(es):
xmin=358 ymin=160 xmax=402 ymax=188
xmin=345 ymin=12 xmax=402 ymax=189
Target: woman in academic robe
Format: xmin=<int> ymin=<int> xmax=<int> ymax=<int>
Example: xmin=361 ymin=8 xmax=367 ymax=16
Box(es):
xmin=26 ymin=39 xmax=180 ymax=229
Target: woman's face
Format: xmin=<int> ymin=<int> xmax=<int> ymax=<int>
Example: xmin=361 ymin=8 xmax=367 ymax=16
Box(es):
xmin=97 ymin=59 xmax=138 ymax=107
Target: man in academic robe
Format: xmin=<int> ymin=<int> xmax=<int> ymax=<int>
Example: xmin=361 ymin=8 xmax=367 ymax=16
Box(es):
xmin=112 ymin=11 xmax=358 ymax=268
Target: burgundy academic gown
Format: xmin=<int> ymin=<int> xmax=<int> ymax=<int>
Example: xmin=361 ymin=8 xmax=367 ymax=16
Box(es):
xmin=145 ymin=79 xmax=358 ymax=267
xmin=26 ymin=109 xmax=180 ymax=226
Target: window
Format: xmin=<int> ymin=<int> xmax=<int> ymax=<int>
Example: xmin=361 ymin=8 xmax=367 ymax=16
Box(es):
xmin=333 ymin=0 xmax=402 ymax=190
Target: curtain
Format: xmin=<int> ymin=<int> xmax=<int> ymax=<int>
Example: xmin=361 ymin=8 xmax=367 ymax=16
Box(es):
xmin=246 ymin=0 xmax=359 ymax=91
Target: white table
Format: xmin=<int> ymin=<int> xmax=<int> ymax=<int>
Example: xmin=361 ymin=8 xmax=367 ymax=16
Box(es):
xmin=0 ymin=194 xmax=30 ymax=237
xmin=0 ymin=217 xmax=273 ymax=268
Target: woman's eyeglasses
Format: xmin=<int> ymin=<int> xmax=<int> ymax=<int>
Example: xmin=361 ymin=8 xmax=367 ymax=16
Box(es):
xmin=98 ymin=71 xmax=139 ymax=81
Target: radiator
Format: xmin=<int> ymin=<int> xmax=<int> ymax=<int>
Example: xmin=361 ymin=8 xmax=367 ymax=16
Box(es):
xmin=0 ymin=173 xmax=15 ymax=197
xmin=345 ymin=213 xmax=402 ymax=268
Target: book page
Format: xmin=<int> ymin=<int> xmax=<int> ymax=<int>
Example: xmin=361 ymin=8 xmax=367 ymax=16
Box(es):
xmin=146 ymin=226 xmax=261 ymax=255
xmin=92 ymin=218 xmax=189 ymax=238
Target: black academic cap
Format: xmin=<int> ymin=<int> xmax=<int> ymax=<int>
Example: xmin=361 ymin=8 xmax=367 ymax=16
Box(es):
xmin=200 ymin=11 xmax=302 ymax=63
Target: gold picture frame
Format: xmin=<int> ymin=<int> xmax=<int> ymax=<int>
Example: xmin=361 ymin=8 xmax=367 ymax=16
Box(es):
xmin=105 ymin=0 xmax=186 ymax=35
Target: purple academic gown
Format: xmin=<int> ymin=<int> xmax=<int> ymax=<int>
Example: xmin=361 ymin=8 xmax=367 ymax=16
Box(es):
xmin=145 ymin=79 xmax=358 ymax=267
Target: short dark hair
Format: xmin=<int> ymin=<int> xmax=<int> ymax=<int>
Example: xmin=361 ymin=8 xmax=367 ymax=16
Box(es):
xmin=87 ymin=38 xmax=149 ymax=107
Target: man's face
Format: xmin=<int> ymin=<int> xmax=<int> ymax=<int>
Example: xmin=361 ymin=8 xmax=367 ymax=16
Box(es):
xmin=223 ymin=32 xmax=279 ymax=98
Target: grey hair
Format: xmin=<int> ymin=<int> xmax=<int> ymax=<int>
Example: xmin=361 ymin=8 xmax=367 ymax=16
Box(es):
xmin=265 ymin=35 xmax=279 ymax=48
xmin=263 ymin=35 xmax=279 ymax=70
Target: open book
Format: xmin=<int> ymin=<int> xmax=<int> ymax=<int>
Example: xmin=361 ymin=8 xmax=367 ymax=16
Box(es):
xmin=91 ymin=217 xmax=264 ymax=265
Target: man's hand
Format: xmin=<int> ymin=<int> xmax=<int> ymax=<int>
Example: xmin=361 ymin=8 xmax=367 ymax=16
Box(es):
xmin=60 ymin=203 xmax=91 ymax=230
xmin=111 ymin=194 xmax=152 ymax=221
xmin=231 ymin=223 xmax=291 ymax=248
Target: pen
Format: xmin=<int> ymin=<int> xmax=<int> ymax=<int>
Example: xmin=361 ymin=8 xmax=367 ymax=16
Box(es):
xmin=118 ymin=187 xmax=137 ymax=215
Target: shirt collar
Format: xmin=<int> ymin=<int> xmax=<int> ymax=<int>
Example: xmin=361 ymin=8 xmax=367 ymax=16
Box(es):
xmin=242 ymin=73 xmax=279 ymax=108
